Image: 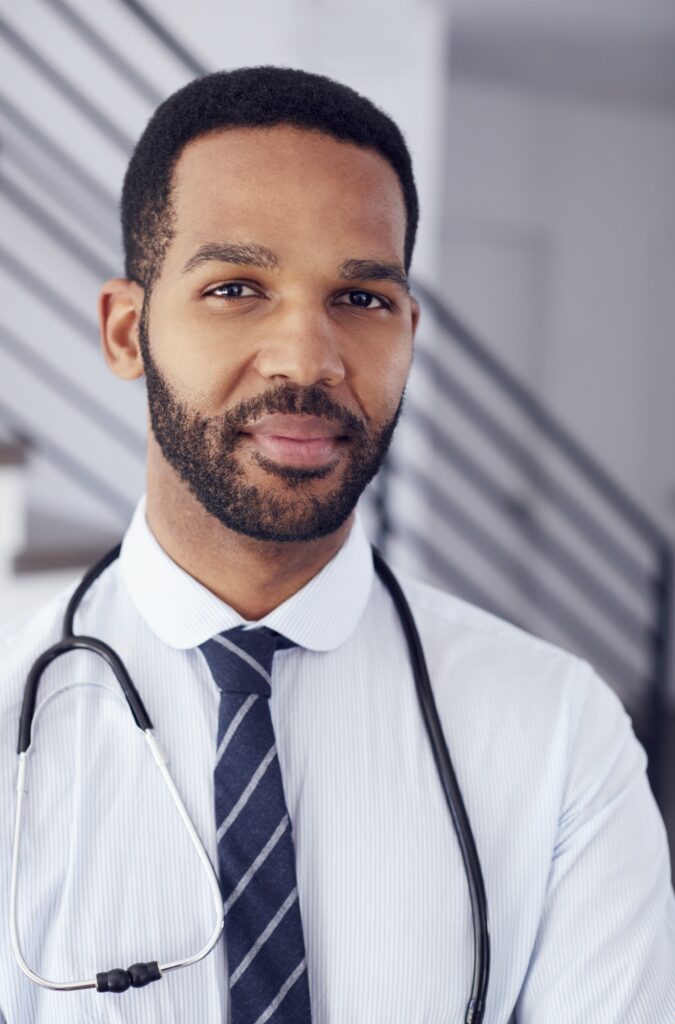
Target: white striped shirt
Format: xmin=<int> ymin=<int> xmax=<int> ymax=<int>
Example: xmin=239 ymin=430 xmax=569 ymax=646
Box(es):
xmin=1 ymin=494 xmax=674 ymax=1023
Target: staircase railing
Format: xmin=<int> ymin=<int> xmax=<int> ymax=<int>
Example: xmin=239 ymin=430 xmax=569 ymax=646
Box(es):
xmin=0 ymin=0 xmax=671 ymax=804
xmin=376 ymin=282 xmax=673 ymax=801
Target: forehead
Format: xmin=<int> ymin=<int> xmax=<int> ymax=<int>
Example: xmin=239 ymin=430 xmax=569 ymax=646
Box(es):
xmin=167 ymin=125 xmax=407 ymax=266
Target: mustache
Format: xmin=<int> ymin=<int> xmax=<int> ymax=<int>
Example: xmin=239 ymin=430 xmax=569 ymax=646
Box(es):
xmin=217 ymin=384 xmax=368 ymax=441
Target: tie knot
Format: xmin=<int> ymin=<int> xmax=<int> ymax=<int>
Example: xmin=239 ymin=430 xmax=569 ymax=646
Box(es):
xmin=200 ymin=625 xmax=297 ymax=696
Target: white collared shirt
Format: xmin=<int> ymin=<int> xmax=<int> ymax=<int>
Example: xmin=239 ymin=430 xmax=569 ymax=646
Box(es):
xmin=1 ymin=495 xmax=674 ymax=1023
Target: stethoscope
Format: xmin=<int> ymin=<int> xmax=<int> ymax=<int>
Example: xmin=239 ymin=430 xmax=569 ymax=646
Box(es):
xmin=11 ymin=543 xmax=490 ymax=1023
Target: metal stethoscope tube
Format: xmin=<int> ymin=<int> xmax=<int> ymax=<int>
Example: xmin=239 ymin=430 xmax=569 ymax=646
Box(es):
xmin=11 ymin=544 xmax=490 ymax=1020
xmin=11 ymin=545 xmax=225 ymax=994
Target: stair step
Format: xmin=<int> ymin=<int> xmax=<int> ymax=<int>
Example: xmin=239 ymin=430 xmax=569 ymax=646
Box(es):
xmin=0 ymin=440 xmax=25 ymax=467
xmin=13 ymin=542 xmax=118 ymax=574
xmin=12 ymin=509 xmax=121 ymax=574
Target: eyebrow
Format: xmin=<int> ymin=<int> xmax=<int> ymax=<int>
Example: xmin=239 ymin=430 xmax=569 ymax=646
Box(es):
xmin=181 ymin=242 xmax=409 ymax=292
xmin=337 ymin=258 xmax=409 ymax=293
xmin=181 ymin=242 xmax=280 ymax=275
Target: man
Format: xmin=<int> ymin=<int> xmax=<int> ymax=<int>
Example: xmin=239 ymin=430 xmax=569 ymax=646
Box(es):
xmin=1 ymin=66 xmax=673 ymax=1024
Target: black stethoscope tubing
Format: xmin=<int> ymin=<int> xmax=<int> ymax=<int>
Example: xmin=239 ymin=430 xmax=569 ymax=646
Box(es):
xmin=372 ymin=550 xmax=490 ymax=1024
xmin=17 ymin=543 xmax=490 ymax=1022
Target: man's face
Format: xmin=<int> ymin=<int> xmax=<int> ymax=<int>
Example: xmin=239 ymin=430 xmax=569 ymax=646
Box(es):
xmin=140 ymin=125 xmax=418 ymax=542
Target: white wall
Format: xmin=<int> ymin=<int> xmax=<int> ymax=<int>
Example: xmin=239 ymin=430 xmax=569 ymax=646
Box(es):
xmin=441 ymin=80 xmax=675 ymax=537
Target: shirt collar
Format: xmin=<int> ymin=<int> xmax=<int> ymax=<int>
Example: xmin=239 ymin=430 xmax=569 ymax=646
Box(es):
xmin=119 ymin=495 xmax=374 ymax=652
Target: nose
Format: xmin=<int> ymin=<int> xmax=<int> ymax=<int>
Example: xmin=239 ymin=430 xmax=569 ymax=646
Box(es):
xmin=253 ymin=298 xmax=346 ymax=389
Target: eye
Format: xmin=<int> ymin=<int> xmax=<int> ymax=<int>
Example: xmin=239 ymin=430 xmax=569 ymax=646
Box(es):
xmin=203 ymin=282 xmax=259 ymax=299
xmin=336 ymin=290 xmax=390 ymax=310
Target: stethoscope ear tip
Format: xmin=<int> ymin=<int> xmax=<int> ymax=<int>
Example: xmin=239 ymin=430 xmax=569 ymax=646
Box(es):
xmin=96 ymin=961 xmax=161 ymax=993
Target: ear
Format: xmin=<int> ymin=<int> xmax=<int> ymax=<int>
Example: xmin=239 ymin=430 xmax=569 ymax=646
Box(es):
xmin=98 ymin=278 xmax=146 ymax=380
xmin=410 ymin=294 xmax=421 ymax=339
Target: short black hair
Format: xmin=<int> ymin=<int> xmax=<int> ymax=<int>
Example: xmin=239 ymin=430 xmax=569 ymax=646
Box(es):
xmin=121 ymin=65 xmax=418 ymax=290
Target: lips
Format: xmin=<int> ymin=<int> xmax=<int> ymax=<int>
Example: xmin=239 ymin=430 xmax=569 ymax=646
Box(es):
xmin=240 ymin=414 xmax=348 ymax=467
xmin=241 ymin=414 xmax=347 ymax=441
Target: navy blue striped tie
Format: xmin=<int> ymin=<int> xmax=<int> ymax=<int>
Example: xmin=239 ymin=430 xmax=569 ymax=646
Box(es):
xmin=200 ymin=625 xmax=313 ymax=1024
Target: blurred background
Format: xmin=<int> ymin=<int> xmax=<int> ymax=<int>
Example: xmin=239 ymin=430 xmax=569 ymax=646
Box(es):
xmin=0 ymin=0 xmax=673 ymax=853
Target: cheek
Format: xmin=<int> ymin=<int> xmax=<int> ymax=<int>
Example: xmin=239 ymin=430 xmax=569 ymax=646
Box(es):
xmin=352 ymin=342 xmax=411 ymax=421
xmin=146 ymin=320 xmax=245 ymax=413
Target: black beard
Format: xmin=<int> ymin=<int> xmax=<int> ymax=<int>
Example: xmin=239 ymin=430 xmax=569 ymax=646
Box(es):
xmin=139 ymin=310 xmax=404 ymax=542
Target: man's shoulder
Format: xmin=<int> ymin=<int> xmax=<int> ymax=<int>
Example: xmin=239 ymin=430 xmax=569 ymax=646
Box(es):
xmin=389 ymin=566 xmax=614 ymax=723
xmin=395 ymin=567 xmax=576 ymax=663
xmin=0 ymin=584 xmax=74 ymax=684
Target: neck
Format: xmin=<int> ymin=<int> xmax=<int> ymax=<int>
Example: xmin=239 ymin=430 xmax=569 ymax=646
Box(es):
xmin=145 ymin=446 xmax=353 ymax=622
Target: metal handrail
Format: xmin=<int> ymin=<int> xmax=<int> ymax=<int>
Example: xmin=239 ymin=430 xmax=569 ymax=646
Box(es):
xmin=413 ymin=280 xmax=671 ymax=550
xmin=405 ymin=401 xmax=651 ymax=645
xmin=411 ymin=344 xmax=650 ymax=588
xmin=0 ymin=15 xmax=133 ymax=152
xmin=0 ymin=398 xmax=133 ymax=522
xmin=0 ymin=244 xmax=98 ymax=345
xmin=395 ymin=285 xmax=673 ymax=800
xmin=41 ymin=0 xmax=163 ymax=106
xmin=389 ymin=456 xmax=644 ymax=697
xmin=0 ymin=324 xmax=144 ymax=459
xmin=117 ymin=0 xmax=207 ymax=75
xmin=648 ymin=548 xmax=673 ymax=804
xmin=0 ymin=171 xmax=117 ymax=281
xmin=386 ymin=509 xmax=520 ymax=629
xmin=0 ymin=0 xmax=670 ymax=800
xmin=0 ymin=143 xmax=118 ymax=252
xmin=0 ymin=92 xmax=117 ymax=213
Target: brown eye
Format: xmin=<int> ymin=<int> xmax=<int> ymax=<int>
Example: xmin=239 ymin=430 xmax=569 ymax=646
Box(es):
xmin=336 ymin=290 xmax=388 ymax=309
xmin=205 ymin=282 xmax=258 ymax=299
